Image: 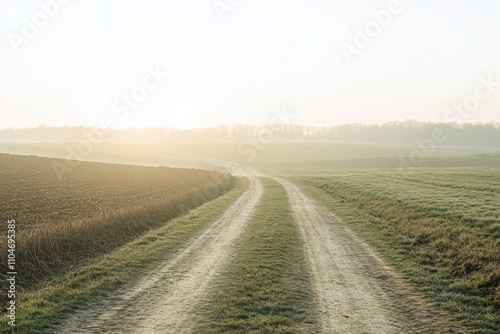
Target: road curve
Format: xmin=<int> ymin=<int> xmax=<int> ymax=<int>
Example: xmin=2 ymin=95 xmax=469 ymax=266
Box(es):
xmin=56 ymin=177 xmax=263 ymax=334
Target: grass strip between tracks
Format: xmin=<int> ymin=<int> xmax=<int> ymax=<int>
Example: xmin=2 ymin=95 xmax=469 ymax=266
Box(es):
xmin=197 ymin=178 xmax=317 ymax=333
xmin=1 ymin=178 xmax=249 ymax=334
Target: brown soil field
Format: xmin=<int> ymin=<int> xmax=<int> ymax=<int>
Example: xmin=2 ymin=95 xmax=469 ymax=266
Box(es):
xmin=0 ymin=153 xmax=232 ymax=288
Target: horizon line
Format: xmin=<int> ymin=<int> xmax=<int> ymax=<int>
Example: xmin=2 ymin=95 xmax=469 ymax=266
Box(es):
xmin=2 ymin=119 xmax=500 ymax=131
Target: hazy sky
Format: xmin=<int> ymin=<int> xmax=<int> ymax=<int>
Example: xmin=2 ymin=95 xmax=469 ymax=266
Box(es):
xmin=1 ymin=0 xmax=499 ymax=129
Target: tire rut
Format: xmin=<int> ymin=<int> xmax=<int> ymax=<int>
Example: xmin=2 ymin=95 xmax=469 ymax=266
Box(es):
xmin=276 ymin=178 xmax=464 ymax=334
xmin=55 ymin=177 xmax=263 ymax=334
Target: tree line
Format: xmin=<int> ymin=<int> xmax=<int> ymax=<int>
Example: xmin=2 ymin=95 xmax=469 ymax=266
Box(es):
xmin=1 ymin=120 xmax=499 ymax=147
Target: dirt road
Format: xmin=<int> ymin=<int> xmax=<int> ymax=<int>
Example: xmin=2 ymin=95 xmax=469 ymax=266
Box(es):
xmin=56 ymin=177 xmax=263 ymax=334
xmin=276 ymin=178 xmax=462 ymax=334
xmin=56 ymin=175 xmax=461 ymax=333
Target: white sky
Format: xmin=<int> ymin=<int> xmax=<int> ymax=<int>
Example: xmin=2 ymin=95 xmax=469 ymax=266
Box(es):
xmin=1 ymin=0 xmax=499 ymax=129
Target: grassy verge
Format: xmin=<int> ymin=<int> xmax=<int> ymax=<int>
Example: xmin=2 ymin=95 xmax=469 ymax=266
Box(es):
xmin=294 ymin=175 xmax=499 ymax=334
xmin=1 ymin=178 xmax=249 ymax=334
xmin=197 ymin=178 xmax=317 ymax=333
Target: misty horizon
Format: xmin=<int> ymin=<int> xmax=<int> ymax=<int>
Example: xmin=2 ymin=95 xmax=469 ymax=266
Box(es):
xmin=2 ymin=119 xmax=500 ymax=131
xmin=1 ymin=120 xmax=499 ymax=149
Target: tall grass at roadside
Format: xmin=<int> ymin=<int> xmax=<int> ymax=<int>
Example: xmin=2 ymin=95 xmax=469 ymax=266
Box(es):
xmin=0 ymin=178 xmax=249 ymax=334
xmin=0 ymin=172 xmax=232 ymax=290
xmin=295 ymin=168 xmax=500 ymax=333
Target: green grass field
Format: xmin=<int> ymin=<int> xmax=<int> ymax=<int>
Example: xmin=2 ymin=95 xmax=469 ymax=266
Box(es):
xmin=293 ymin=167 xmax=500 ymax=333
xmin=3 ymin=141 xmax=500 ymax=173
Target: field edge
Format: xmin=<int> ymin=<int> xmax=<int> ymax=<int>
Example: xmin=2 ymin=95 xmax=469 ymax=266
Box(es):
xmin=292 ymin=177 xmax=499 ymax=334
xmin=1 ymin=177 xmax=250 ymax=334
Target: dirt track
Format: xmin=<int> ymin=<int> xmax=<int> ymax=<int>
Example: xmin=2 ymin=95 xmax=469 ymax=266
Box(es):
xmin=276 ymin=177 xmax=463 ymax=334
xmin=55 ymin=177 xmax=263 ymax=334
xmin=55 ymin=175 xmax=462 ymax=333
